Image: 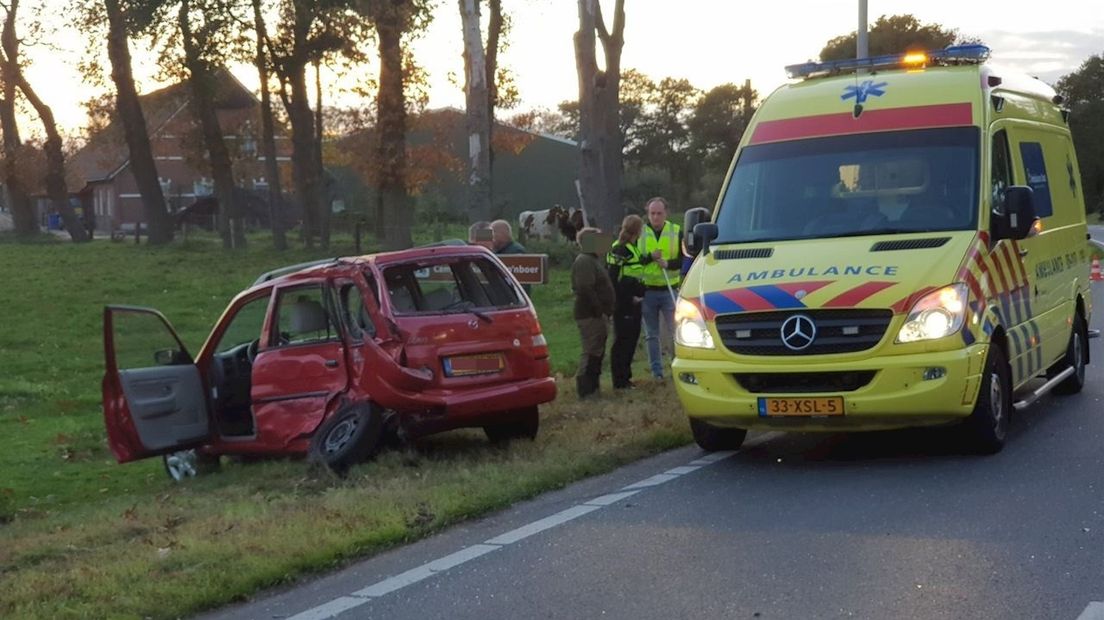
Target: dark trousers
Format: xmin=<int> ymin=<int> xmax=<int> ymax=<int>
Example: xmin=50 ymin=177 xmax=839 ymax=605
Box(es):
xmin=575 ymin=317 xmax=608 ymax=398
xmin=610 ymin=304 xmax=642 ymax=388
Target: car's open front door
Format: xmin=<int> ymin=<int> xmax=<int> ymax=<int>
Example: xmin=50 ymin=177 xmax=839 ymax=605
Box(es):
xmin=102 ymin=305 xmax=210 ymax=463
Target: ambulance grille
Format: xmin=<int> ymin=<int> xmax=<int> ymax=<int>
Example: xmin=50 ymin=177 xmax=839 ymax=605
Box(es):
xmin=714 ymin=309 xmax=893 ymax=356
xmin=713 ymin=248 xmax=773 ymax=260
xmin=733 ymin=371 xmax=876 ymax=393
xmin=870 ymin=238 xmax=950 ymax=252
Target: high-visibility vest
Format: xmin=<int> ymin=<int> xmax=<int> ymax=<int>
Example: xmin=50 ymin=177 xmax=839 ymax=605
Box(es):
xmin=607 ymin=240 xmax=644 ymax=281
xmin=637 ymin=221 xmax=681 ymax=287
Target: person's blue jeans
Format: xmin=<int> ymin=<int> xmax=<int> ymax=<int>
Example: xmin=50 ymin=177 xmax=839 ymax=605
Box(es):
xmin=642 ymin=289 xmax=675 ymax=378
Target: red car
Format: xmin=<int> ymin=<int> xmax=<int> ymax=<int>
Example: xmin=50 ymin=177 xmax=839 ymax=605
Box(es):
xmin=102 ymin=243 xmax=556 ymax=479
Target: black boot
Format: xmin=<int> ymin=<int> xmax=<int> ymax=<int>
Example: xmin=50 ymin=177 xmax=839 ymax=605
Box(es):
xmin=577 ymin=374 xmax=597 ymax=399
xmin=585 ymin=355 xmax=603 ymax=397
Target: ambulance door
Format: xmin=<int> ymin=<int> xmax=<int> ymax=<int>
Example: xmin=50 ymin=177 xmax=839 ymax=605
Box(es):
xmin=988 ymin=124 xmax=1042 ymax=385
xmin=1009 ymin=125 xmax=1085 ymax=367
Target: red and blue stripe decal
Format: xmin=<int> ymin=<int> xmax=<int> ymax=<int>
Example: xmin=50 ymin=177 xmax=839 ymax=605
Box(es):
xmin=702 ymin=280 xmax=896 ymax=314
xmin=750 ymin=103 xmax=974 ymax=145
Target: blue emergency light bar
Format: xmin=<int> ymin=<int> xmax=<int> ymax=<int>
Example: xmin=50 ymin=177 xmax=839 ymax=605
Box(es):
xmin=785 ymin=44 xmax=991 ymax=80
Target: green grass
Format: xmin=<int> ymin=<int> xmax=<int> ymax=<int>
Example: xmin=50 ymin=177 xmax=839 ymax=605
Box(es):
xmin=0 ymin=231 xmax=689 ymax=619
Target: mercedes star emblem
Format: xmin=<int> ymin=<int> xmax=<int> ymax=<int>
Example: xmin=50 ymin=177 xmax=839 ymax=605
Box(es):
xmin=780 ymin=314 xmax=816 ymax=351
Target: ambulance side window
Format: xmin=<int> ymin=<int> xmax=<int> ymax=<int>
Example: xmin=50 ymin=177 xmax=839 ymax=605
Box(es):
xmin=991 ymin=130 xmax=1013 ymax=215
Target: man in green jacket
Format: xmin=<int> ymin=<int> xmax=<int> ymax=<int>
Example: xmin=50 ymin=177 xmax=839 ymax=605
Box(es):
xmin=571 ymin=228 xmax=615 ymax=398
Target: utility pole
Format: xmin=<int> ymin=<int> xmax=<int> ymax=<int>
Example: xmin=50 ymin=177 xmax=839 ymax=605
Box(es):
xmin=857 ymin=0 xmax=869 ymax=59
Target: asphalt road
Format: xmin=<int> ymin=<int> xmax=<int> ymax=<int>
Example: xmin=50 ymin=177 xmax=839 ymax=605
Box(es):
xmin=205 ymin=241 xmax=1104 ymax=620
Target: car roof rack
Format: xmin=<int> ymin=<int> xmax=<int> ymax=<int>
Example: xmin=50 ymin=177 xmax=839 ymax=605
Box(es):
xmin=252 ymin=258 xmax=342 ymax=287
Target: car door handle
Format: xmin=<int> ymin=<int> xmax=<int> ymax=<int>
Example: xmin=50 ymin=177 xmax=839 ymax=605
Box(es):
xmin=325 ymin=359 xmax=339 ymax=368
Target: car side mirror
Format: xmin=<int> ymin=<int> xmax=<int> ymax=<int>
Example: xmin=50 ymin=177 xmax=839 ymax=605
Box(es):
xmin=994 ymin=186 xmax=1038 ymax=241
xmin=154 ymin=348 xmax=186 ymax=366
xmin=683 ymin=208 xmax=713 ymax=257
xmin=693 ymin=223 xmax=719 ymax=257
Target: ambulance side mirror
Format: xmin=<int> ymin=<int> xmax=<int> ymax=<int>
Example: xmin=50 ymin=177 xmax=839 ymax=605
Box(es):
xmin=683 ymin=208 xmax=713 ymax=257
xmin=692 ymin=223 xmax=719 ymax=257
xmin=996 ymin=186 xmax=1038 ymax=241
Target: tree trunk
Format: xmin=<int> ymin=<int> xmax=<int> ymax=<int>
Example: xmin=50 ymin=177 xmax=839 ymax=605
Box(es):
xmin=286 ymin=65 xmax=320 ymax=248
xmin=485 ymin=0 xmax=502 ymax=189
xmin=375 ymin=7 xmax=412 ymax=250
xmin=574 ymin=0 xmax=625 ymax=233
xmin=314 ymin=59 xmax=330 ymax=250
xmin=251 ymin=0 xmax=286 ymax=250
xmin=104 ymin=0 xmax=172 ymax=244
xmin=13 ymin=73 xmax=88 ymax=242
xmin=179 ymin=0 xmax=241 ymax=249
xmin=0 ymin=3 xmax=35 ymax=238
xmin=459 ymin=0 xmax=491 ymax=223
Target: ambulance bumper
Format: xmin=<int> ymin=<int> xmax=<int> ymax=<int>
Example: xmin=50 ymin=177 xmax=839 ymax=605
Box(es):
xmin=672 ymin=345 xmax=988 ymax=431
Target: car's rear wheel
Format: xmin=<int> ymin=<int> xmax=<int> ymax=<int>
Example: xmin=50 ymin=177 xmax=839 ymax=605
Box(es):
xmin=483 ymin=406 xmax=539 ymax=443
xmin=309 ymin=402 xmax=384 ymax=474
xmin=163 ymin=449 xmax=220 ymax=481
xmin=1054 ymin=312 xmax=1087 ymax=395
xmin=689 ymin=418 xmax=747 ymax=452
xmin=963 ymin=343 xmax=1011 ymax=454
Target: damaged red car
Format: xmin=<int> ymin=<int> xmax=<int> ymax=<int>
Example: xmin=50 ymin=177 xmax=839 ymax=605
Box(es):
xmin=102 ymin=243 xmax=556 ymax=479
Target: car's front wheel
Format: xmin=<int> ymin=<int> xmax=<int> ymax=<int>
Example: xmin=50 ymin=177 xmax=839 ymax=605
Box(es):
xmin=309 ymin=403 xmax=384 ymax=474
xmin=963 ymin=344 xmax=1011 ymax=454
xmin=483 ymin=406 xmax=539 ymax=443
xmin=689 ymin=418 xmax=747 ymax=452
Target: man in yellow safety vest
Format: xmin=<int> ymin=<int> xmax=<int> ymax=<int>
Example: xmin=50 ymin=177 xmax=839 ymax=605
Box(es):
xmin=636 ymin=197 xmax=684 ymax=380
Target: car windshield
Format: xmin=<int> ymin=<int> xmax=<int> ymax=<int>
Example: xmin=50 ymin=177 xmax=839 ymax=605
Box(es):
xmin=715 ymin=127 xmax=980 ymax=244
xmin=382 ymin=257 xmax=525 ymax=315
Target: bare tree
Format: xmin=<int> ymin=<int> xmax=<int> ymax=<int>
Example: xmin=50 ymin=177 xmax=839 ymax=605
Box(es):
xmin=250 ymin=0 xmax=287 ymax=250
xmin=574 ymin=0 xmax=625 ymax=232
xmin=458 ymin=0 xmax=505 ymax=224
xmin=0 ymin=1 xmax=34 ymax=237
xmin=177 ymin=0 xmax=244 ymax=248
xmin=103 ymin=0 xmax=173 ymax=244
xmin=0 ymin=1 xmax=88 ymax=241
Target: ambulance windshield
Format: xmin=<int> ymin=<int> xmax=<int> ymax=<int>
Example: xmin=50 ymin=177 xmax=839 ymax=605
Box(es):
xmin=714 ymin=127 xmax=979 ymax=243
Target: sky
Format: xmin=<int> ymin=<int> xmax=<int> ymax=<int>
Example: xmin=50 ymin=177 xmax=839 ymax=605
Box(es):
xmin=19 ymin=0 xmax=1104 ymax=137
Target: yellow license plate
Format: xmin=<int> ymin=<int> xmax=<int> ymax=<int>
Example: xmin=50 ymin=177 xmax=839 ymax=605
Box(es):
xmin=758 ymin=397 xmax=845 ymax=417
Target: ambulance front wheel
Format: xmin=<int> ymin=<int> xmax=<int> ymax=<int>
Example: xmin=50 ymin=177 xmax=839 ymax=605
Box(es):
xmin=690 ymin=418 xmax=747 ymax=452
xmin=963 ymin=344 xmax=1011 ymax=455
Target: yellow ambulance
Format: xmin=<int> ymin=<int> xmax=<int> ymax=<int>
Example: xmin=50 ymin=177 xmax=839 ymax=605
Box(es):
xmin=674 ymin=45 xmax=1092 ymax=454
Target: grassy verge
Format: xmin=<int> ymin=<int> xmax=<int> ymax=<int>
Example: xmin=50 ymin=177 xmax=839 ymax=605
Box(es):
xmin=0 ymin=233 xmax=689 ymax=619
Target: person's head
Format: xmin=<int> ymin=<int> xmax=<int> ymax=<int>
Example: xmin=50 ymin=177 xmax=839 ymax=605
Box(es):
xmin=618 ymin=214 xmax=644 ymax=244
xmin=468 ymin=220 xmax=493 ymax=250
xmin=576 ymin=226 xmax=604 ymax=254
xmin=490 ymin=220 xmax=513 ymax=250
xmin=468 ymin=221 xmax=491 ymax=243
xmin=645 ymin=197 xmax=669 ymax=230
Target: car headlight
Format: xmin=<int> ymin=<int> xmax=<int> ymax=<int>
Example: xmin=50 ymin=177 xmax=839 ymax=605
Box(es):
xmin=896 ymin=283 xmax=969 ymax=343
xmin=675 ymin=298 xmax=715 ymax=349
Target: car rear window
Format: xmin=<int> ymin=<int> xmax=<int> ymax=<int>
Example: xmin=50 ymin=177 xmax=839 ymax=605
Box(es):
xmin=382 ymin=257 xmax=524 ymax=315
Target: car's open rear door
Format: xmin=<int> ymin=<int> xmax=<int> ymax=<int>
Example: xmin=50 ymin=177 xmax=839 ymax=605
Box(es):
xmin=102 ymin=306 xmax=211 ymax=463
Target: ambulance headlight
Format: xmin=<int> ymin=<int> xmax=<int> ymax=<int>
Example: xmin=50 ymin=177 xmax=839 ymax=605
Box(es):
xmin=896 ymin=284 xmax=969 ymax=343
xmin=675 ymin=298 xmax=715 ymax=349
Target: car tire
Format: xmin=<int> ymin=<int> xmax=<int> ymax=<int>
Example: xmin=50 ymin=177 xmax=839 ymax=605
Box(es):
xmin=689 ymin=418 xmax=747 ymax=452
xmin=964 ymin=343 xmax=1011 ymax=454
xmin=308 ymin=402 xmax=384 ymax=475
xmin=483 ymin=406 xmax=539 ymax=443
xmin=1053 ymin=312 xmax=1087 ymax=395
xmin=163 ymin=449 xmax=220 ymax=482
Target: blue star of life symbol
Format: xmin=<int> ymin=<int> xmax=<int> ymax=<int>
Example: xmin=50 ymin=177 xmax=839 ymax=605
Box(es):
xmin=841 ymin=81 xmax=888 ymax=104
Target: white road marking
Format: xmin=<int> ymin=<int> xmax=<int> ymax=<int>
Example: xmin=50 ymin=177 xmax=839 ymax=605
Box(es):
xmin=1076 ymin=602 xmax=1104 ymax=620
xmin=424 ymin=544 xmax=501 ymax=572
xmin=621 ymin=473 xmax=679 ymax=489
xmin=584 ymin=490 xmax=641 ymax=507
xmin=286 ymin=449 xmax=739 ymax=619
xmin=351 ymin=566 xmax=434 ymax=598
xmin=485 ymin=504 xmax=602 ymax=545
xmin=287 ymin=597 xmax=367 ymax=620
